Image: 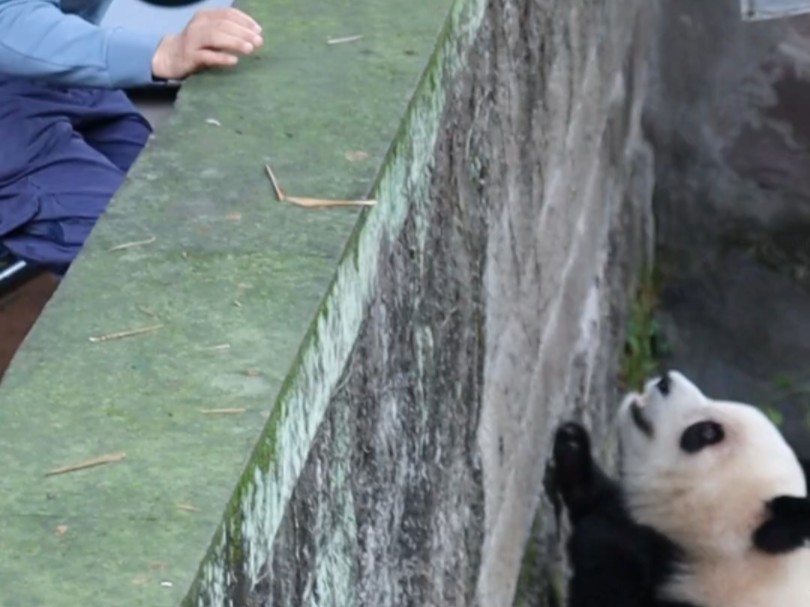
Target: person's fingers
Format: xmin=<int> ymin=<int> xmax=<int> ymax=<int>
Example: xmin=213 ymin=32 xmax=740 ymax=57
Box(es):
xmin=194 ymin=49 xmax=240 ymax=68
xmin=197 ymin=7 xmax=262 ymax=33
xmin=199 ymin=28 xmax=257 ymax=55
xmin=152 ymin=8 xmax=262 ymax=80
xmin=200 ymin=19 xmax=262 ymax=50
xmin=221 ymin=7 xmax=262 ymax=33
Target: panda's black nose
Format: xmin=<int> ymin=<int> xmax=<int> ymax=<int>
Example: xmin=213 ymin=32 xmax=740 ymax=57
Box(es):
xmin=656 ymin=370 xmax=671 ymax=396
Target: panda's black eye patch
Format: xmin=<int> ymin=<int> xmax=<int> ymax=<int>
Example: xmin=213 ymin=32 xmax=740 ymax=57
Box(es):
xmin=656 ymin=371 xmax=671 ymax=396
xmin=680 ymin=421 xmax=724 ymax=454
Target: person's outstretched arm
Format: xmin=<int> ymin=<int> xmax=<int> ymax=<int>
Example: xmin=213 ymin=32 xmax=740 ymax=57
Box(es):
xmin=0 ymin=0 xmax=262 ymax=88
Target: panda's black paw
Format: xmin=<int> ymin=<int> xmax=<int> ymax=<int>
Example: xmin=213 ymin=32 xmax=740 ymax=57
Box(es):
xmin=553 ymin=423 xmax=593 ymax=477
xmin=547 ymin=422 xmax=595 ymax=515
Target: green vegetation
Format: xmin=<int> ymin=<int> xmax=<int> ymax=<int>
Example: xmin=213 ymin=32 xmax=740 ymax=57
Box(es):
xmin=513 ymin=515 xmax=565 ymax=607
xmin=763 ymin=371 xmax=810 ymax=429
xmin=760 ymin=402 xmax=784 ymax=427
xmin=620 ymin=271 xmax=664 ymax=392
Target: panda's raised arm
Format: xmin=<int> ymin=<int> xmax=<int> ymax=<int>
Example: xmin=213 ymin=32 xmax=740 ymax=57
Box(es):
xmin=546 ymin=423 xmax=693 ymax=607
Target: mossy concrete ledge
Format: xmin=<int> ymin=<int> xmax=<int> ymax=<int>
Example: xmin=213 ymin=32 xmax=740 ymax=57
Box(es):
xmin=0 ymin=0 xmax=655 ymax=605
xmin=0 ymin=0 xmax=453 ymax=603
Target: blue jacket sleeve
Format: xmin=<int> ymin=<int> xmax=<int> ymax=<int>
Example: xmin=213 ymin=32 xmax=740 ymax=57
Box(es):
xmin=0 ymin=0 xmax=164 ymax=88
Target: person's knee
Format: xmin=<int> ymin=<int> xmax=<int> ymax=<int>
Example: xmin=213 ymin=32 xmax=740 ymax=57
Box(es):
xmin=116 ymin=113 xmax=152 ymax=171
xmin=86 ymin=111 xmax=152 ymax=174
xmin=0 ymin=135 xmax=127 ymax=274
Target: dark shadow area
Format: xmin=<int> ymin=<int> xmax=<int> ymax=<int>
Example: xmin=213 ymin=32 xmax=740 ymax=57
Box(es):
xmin=0 ymin=273 xmax=58 ymax=379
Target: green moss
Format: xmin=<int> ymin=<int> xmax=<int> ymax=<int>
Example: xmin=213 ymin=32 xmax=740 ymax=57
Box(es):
xmin=759 ymin=372 xmax=810 ymax=426
xmin=182 ymin=0 xmax=489 ymax=600
xmin=772 ymin=372 xmax=797 ymax=392
xmin=0 ymin=0 xmax=458 ymax=601
xmin=544 ymin=566 xmax=566 ymax=607
xmin=513 ymin=509 xmax=567 ymax=607
xmin=761 ymin=404 xmax=784 ymax=427
xmin=619 ymin=269 xmax=664 ymax=391
xmin=513 ymin=516 xmax=543 ymax=607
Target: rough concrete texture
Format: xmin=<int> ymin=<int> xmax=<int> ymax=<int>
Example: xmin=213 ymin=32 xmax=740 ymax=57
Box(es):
xmin=0 ymin=0 xmax=452 ymax=603
xmin=0 ymin=0 xmax=655 ymax=605
xmin=226 ymin=0 xmax=656 ymax=605
xmin=647 ymin=0 xmax=810 ymax=456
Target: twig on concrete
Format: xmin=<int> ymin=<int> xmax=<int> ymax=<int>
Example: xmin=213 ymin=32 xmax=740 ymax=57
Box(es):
xmin=177 ymin=504 xmax=200 ymax=512
xmin=264 ymin=162 xmax=376 ymax=207
xmin=197 ymin=343 xmax=231 ymax=352
xmin=345 ymin=150 xmax=369 ymax=162
xmin=89 ymin=324 xmax=163 ymax=343
xmin=327 ymin=35 xmax=363 ymax=45
xmin=108 ymin=236 xmax=156 ymax=252
xmin=45 ymin=451 xmax=126 ymax=477
xmin=264 ymin=163 xmax=285 ymax=201
xmin=138 ymin=306 xmax=159 ymax=319
xmin=200 ymin=408 xmax=246 ymax=415
xmin=286 ymin=195 xmax=377 ymax=208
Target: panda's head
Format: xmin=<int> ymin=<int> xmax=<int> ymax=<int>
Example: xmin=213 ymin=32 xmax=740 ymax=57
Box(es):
xmin=617 ymin=370 xmax=807 ymax=560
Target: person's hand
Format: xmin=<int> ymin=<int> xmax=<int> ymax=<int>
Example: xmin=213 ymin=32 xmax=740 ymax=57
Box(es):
xmin=151 ymin=8 xmax=263 ymax=80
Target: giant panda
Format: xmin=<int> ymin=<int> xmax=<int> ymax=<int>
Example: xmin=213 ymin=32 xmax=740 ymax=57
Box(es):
xmin=546 ymin=370 xmax=810 ymax=607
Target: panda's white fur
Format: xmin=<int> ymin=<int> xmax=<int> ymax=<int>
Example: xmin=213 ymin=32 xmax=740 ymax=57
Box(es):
xmin=616 ymin=371 xmax=810 ymax=607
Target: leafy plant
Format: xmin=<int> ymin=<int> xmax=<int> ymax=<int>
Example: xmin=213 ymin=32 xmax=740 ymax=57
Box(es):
xmin=620 ymin=273 xmax=663 ymax=392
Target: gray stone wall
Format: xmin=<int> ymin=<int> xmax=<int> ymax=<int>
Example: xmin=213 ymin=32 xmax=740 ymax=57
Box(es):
xmin=203 ymin=1 xmax=656 ymax=605
xmin=475 ymin=1 xmax=654 ymax=604
xmin=648 ymin=0 xmax=810 ymax=454
xmin=250 ymin=1 xmax=654 ymax=605
xmin=649 ymin=0 xmax=810 ymax=255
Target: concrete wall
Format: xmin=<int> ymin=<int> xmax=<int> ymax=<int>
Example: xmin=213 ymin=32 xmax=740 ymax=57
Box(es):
xmin=649 ymin=0 xmax=810 ymax=254
xmin=0 ymin=0 xmax=658 ymax=604
xmin=648 ymin=0 xmax=810 ymax=455
xmin=185 ymin=0 xmax=657 ymax=605
xmin=12 ymin=2 xmax=808 ymax=604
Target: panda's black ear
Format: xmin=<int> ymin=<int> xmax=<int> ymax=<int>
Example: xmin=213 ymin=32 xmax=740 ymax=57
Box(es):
xmin=799 ymin=458 xmax=810 ymax=484
xmin=753 ymin=496 xmax=810 ymax=554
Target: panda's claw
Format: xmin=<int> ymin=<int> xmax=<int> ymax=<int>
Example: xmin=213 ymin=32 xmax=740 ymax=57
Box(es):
xmin=553 ymin=423 xmax=593 ymax=473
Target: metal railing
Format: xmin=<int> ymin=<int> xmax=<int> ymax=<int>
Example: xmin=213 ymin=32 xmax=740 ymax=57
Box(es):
xmin=741 ymin=0 xmax=810 ymax=20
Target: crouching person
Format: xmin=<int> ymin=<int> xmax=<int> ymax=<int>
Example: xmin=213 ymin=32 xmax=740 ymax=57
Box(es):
xmin=0 ymin=0 xmax=263 ymax=274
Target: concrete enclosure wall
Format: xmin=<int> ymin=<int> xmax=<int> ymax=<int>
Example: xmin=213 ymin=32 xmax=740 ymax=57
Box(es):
xmin=8 ymin=1 xmax=809 ymax=604
xmin=187 ymin=0 xmax=657 ymax=605
xmin=648 ymin=0 xmax=810 ymax=455
xmin=650 ymin=0 xmax=810 ymax=251
xmin=0 ymin=0 xmax=657 ymax=605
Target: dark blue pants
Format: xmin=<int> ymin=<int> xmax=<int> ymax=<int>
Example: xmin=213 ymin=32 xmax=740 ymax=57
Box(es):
xmin=0 ymin=79 xmax=151 ymax=275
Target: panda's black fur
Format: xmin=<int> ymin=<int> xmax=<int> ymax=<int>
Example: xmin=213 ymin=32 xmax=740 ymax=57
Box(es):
xmin=545 ymin=421 xmax=810 ymax=607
